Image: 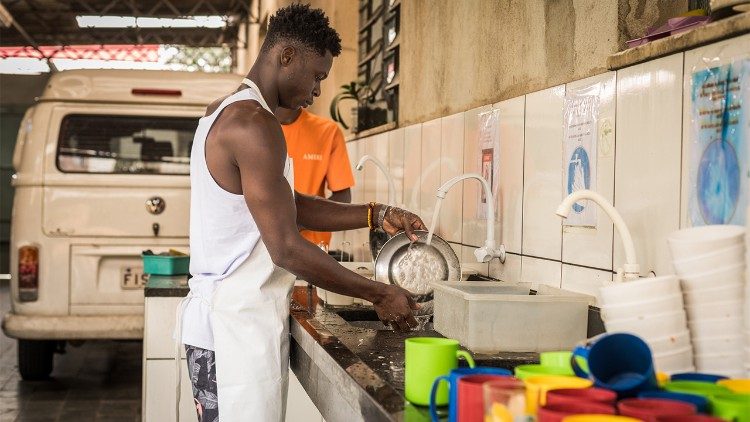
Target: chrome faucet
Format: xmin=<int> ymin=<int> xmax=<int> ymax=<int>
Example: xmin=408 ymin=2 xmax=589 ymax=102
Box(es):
xmin=556 ymin=189 xmax=640 ymax=281
xmin=430 ymin=173 xmax=506 ymax=263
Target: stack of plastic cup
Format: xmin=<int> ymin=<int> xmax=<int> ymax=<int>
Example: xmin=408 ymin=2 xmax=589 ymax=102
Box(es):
xmin=599 ymin=275 xmax=694 ymax=374
xmin=668 ymin=225 xmax=746 ymax=377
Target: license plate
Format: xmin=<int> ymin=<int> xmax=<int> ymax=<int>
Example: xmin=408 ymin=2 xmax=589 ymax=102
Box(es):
xmin=121 ymin=267 xmax=149 ymax=289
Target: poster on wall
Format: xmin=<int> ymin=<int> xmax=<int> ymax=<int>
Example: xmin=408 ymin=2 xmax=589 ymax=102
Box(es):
xmin=562 ymin=91 xmax=599 ymax=227
xmin=689 ymin=58 xmax=750 ymax=227
xmin=477 ymin=109 xmax=500 ymax=219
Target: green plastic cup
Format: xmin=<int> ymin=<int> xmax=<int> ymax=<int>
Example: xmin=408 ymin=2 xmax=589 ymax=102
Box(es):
xmin=404 ymin=337 xmax=475 ymax=406
xmin=711 ymin=393 xmax=750 ymax=422
xmin=540 ymin=351 xmax=574 ymax=369
xmin=514 ymin=364 xmax=574 ymax=380
xmin=664 ymin=380 xmax=732 ymax=400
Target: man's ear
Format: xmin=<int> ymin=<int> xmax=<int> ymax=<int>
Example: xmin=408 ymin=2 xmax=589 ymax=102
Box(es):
xmin=280 ymin=46 xmax=295 ymax=67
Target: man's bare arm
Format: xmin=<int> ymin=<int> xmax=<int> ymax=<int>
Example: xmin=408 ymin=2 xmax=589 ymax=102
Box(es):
xmin=225 ymin=107 xmax=418 ymax=329
xmin=328 ymin=188 xmax=351 ymax=203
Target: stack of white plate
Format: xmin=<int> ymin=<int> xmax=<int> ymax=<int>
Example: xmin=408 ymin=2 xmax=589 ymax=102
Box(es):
xmin=599 ymin=275 xmax=694 ymax=374
xmin=668 ymin=225 xmax=746 ymax=377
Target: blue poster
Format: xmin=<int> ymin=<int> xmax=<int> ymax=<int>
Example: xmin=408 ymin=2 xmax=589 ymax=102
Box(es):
xmin=689 ymin=60 xmax=750 ymax=226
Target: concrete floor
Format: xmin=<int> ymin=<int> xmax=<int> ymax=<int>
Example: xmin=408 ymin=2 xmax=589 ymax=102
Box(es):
xmin=1 ymin=281 xmax=142 ymax=421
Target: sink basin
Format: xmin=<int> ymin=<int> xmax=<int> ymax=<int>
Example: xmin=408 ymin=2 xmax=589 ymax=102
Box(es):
xmin=433 ymin=281 xmax=592 ymax=353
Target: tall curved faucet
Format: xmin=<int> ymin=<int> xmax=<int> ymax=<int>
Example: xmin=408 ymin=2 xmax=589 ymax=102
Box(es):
xmin=556 ymin=189 xmax=640 ymax=281
xmin=433 ymin=173 xmax=506 ymax=263
xmin=355 ymin=155 xmax=397 ymax=205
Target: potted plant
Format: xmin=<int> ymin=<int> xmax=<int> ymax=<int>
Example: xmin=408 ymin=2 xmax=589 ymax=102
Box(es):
xmin=330 ymin=81 xmax=371 ymax=132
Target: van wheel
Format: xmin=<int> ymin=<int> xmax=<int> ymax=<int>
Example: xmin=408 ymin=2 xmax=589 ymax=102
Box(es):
xmin=18 ymin=340 xmax=55 ymax=380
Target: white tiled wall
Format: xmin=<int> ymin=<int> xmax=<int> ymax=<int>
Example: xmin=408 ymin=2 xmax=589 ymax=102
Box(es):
xmin=562 ymin=72 xmax=616 ymax=271
xmin=336 ymin=35 xmax=749 ymax=304
xmin=462 ymin=104 xmax=494 ymax=248
xmin=439 ymin=112 xmax=465 ymax=243
xmin=363 ymin=133 xmax=390 ymax=205
xmin=615 ymin=53 xmax=683 ymax=277
xmin=522 ymin=86 xmax=566 ymax=261
xmin=420 ymin=118 xmax=442 ymax=230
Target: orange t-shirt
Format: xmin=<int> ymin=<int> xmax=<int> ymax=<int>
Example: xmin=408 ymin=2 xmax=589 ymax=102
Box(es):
xmin=282 ymin=109 xmax=355 ymax=247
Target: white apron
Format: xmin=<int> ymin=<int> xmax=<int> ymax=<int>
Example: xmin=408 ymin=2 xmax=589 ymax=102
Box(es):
xmin=175 ymin=77 xmax=297 ymax=421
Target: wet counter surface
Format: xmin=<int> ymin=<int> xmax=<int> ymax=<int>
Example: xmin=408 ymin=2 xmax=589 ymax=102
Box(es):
xmin=289 ymin=293 xmax=539 ymax=422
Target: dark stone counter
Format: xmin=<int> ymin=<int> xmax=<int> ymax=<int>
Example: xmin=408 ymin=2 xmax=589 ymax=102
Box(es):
xmin=289 ymin=296 xmax=539 ymax=422
xmin=144 ymin=275 xmax=189 ymax=297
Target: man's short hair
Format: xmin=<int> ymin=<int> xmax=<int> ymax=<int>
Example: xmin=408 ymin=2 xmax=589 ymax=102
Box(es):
xmin=262 ymin=3 xmax=342 ymax=57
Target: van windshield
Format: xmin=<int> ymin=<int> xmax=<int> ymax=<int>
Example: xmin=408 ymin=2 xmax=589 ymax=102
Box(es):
xmin=57 ymin=114 xmax=198 ymax=175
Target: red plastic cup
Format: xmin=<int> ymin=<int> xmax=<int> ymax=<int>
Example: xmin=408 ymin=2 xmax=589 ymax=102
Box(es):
xmin=657 ymin=416 xmax=725 ymax=422
xmin=457 ymin=375 xmax=507 ymax=422
xmin=546 ymin=387 xmax=617 ymax=406
xmin=618 ymin=398 xmax=697 ymax=421
xmin=538 ymin=402 xmax=615 ymax=422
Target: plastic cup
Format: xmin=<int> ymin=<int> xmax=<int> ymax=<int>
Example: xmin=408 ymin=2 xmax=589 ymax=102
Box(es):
xmin=668 ymin=225 xmax=745 ymax=259
xmin=513 ymin=364 xmax=574 ymax=380
xmin=617 ymin=398 xmax=696 ymax=421
xmin=638 ymin=390 xmax=710 ymax=413
xmin=680 ymin=263 xmax=746 ymax=290
xmin=601 ymin=294 xmax=683 ymax=321
xmin=428 ymin=366 xmax=511 ymax=422
xmin=694 ymin=351 xmax=744 ymax=373
xmin=404 ymin=337 xmax=475 ymax=406
xmin=455 ymin=375 xmax=508 ymax=422
xmin=710 ymin=393 xmax=750 ymax=422
xmin=685 ymin=300 xmax=743 ymax=320
xmin=537 ymin=401 xmax=615 ymax=422
xmin=653 ymin=347 xmax=694 ymax=373
xmin=562 ymin=415 xmax=641 ymax=422
xmin=670 ymin=372 xmax=728 ymax=383
xmin=604 ymin=310 xmax=687 ymax=339
xmin=599 ymin=275 xmax=680 ymax=306
xmin=523 ymin=375 xmax=592 ymax=413
xmin=672 ymin=244 xmax=745 ymax=275
xmin=692 ymin=335 xmax=745 ymax=355
xmin=717 ymin=379 xmax=750 ymax=394
xmin=545 ymin=387 xmax=617 ymax=406
xmin=682 ymin=282 xmax=744 ymax=305
xmin=540 ymin=351 xmax=574 ymax=370
xmin=664 ymin=380 xmax=731 ymax=398
xmin=483 ymin=378 xmax=531 ymax=422
xmin=656 ymin=415 xmax=725 ymax=422
xmin=647 ymin=331 xmax=692 ymax=354
xmin=688 ymin=316 xmax=743 ymax=338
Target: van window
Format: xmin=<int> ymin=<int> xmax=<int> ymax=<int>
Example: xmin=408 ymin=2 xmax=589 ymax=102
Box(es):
xmin=56 ymin=114 xmax=198 ymax=175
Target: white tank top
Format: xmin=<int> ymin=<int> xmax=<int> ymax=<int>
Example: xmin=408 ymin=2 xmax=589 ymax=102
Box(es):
xmin=181 ymin=79 xmax=293 ymax=350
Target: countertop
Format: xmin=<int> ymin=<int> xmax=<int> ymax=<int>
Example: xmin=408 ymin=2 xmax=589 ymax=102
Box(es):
xmin=608 ymin=11 xmax=750 ymax=70
xmin=144 ymin=274 xmax=189 ymax=297
xmin=289 ymin=296 xmax=539 ymax=422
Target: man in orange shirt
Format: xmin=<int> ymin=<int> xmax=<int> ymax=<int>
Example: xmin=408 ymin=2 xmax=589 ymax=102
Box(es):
xmin=276 ymin=106 xmax=355 ymax=249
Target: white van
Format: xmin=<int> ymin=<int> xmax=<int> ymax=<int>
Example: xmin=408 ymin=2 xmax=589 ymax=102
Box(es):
xmin=3 ymin=69 xmax=241 ymax=380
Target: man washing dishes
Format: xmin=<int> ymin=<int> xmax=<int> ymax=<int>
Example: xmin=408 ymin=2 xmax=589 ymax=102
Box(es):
xmin=178 ymin=4 xmax=425 ymax=421
xmin=275 ymin=105 xmax=354 ymax=251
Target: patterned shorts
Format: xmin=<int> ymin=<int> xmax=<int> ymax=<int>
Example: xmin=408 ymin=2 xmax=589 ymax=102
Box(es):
xmin=185 ymin=344 xmax=219 ymax=422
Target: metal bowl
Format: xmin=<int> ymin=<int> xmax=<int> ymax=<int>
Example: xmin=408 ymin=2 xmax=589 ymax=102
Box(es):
xmin=374 ymin=230 xmax=460 ymax=297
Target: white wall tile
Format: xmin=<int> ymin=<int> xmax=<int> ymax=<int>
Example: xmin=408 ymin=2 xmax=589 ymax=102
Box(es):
xmin=523 ymin=86 xmax=566 ymax=260
xmin=388 ymin=128 xmax=406 ymax=207
xmin=562 ymin=72 xmax=617 ymax=271
xmin=681 ymin=33 xmax=750 ymax=228
xmin=345 ymin=140 xmax=368 ymax=261
xmin=489 ymin=253 xmax=522 ymax=283
xmin=561 ymin=264 xmax=612 ymax=302
xmin=420 ymin=118 xmax=443 ymax=231
xmin=463 ymin=104 xmax=494 ymax=247
xmin=364 ymin=133 xmax=390 ymax=205
xmin=520 ymin=255 xmax=562 ymax=288
xmin=495 ymin=96 xmax=525 ymax=254
xmin=439 ymin=112 xmax=465 ymax=243
xmin=615 ymin=53 xmax=683 ymax=277
xmin=403 ymin=124 xmax=422 ymax=215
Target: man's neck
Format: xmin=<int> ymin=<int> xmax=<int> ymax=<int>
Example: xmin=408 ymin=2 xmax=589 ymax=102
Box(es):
xmin=245 ymin=62 xmax=279 ymax=112
xmin=276 ymin=107 xmax=303 ymax=125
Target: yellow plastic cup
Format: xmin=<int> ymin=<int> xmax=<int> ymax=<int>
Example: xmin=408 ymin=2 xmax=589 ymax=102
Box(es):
xmin=718 ymin=379 xmax=750 ymax=394
xmin=523 ymin=375 xmax=592 ymax=413
xmin=562 ymin=416 xmax=642 ymax=422
xmin=656 ymin=371 xmax=670 ymax=387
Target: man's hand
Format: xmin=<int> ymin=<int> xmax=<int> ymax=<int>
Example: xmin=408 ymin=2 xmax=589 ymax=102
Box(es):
xmin=380 ymin=206 xmax=427 ymax=242
xmin=372 ymin=284 xmax=420 ymax=332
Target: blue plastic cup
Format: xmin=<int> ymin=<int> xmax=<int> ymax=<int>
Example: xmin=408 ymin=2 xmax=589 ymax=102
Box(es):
xmin=571 ymin=333 xmax=658 ymax=397
xmin=428 ymin=366 xmax=511 ymax=422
